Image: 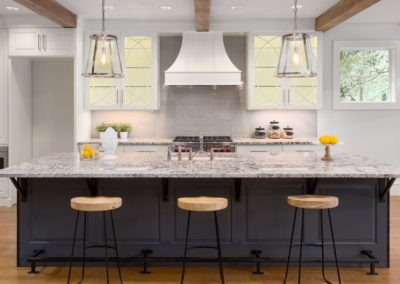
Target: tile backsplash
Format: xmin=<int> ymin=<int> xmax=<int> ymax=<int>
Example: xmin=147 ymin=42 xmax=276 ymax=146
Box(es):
xmin=91 ymin=36 xmax=317 ymax=138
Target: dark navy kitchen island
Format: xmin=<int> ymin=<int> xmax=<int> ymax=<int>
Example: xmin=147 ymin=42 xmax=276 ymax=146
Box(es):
xmin=1 ymin=152 xmax=399 ymax=274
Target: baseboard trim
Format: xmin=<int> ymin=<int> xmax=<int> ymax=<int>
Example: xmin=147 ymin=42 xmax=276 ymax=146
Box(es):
xmin=0 ymin=198 xmax=16 ymax=207
xmin=391 ymin=184 xmax=400 ymax=196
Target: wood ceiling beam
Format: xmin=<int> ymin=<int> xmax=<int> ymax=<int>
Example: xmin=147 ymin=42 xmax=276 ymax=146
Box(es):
xmin=14 ymin=0 xmax=76 ymax=28
xmin=315 ymin=0 xmax=380 ymax=32
xmin=194 ymin=0 xmax=211 ymax=32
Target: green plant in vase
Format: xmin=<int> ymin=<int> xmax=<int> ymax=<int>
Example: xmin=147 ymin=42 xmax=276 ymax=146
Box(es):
xmin=118 ymin=123 xmax=132 ymax=140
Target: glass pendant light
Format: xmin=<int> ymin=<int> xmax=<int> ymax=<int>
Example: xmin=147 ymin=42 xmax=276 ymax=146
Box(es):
xmin=82 ymin=0 xmax=123 ymax=78
xmin=276 ymin=0 xmax=317 ymax=78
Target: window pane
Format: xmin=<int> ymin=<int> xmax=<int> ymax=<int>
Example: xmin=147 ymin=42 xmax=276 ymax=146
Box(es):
xmin=254 ymin=87 xmax=284 ymax=106
xmin=124 ymin=87 xmax=154 ymax=106
xmin=89 ymin=78 xmax=118 ymax=106
xmin=289 ymin=86 xmax=318 ymax=105
xmin=340 ymin=49 xmax=390 ymax=102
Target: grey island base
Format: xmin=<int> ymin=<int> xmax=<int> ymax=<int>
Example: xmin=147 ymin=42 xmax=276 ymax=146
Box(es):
xmin=1 ymin=152 xmax=399 ymax=275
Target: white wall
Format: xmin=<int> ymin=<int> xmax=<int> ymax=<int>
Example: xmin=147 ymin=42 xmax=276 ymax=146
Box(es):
xmin=318 ymin=23 xmax=400 ymax=167
xmin=9 ymin=58 xmax=32 ymax=166
xmin=32 ymin=59 xmax=74 ymax=158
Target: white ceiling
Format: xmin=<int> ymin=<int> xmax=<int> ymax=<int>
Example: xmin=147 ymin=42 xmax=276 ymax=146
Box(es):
xmin=0 ymin=0 xmax=399 ymax=23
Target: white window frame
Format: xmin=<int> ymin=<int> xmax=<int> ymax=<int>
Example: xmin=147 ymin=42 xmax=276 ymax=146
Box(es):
xmin=247 ymin=32 xmax=323 ymax=110
xmin=333 ymin=40 xmax=400 ymax=110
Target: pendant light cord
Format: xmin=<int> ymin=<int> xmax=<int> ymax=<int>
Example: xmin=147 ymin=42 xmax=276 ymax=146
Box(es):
xmin=101 ymin=0 xmax=106 ymax=34
xmin=293 ymin=0 xmax=298 ymax=32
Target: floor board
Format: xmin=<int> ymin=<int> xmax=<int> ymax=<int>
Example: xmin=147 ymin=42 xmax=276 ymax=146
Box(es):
xmin=0 ymin=197 xmax=399 ymax=283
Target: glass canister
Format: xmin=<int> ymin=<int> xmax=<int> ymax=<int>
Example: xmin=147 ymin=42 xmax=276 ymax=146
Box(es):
xmin=268 ymin=120 xmax=281 ymax=139
xmin=282 ymin=126 xmax=294 ymax=139
xmin=254 ymin=126 xmax=266 ymax=139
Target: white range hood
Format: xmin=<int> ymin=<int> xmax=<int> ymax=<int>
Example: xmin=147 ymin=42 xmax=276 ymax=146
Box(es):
xmin=165 ymin=32 xmax=242 ymax=86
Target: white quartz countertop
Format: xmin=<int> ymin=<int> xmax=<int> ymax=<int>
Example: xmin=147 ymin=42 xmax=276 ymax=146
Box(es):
xmin=78 ymin=137 xmax=319 ymax=145
xmin=1 ymin=152 xmax=399 ymax=178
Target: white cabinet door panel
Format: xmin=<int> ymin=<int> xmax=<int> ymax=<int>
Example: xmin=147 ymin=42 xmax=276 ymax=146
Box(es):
xmin=236 ymin=145 xmax=283 ymax=153
xmin=42 ymin=29 xmax=74 ymax=56
xmin=9 ymin=29 xmax=41 ymax=56
xmin=124 ymin=145 xmax=168 ymax=152
xmin=282 ymin=145 xmax=322 ymax=152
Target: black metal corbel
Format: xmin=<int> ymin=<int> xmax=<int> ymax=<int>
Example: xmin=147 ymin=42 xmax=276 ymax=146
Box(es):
xmin=234 ymin=178 xmax=242 ymax=202
xmin=86 ymin=178 xmax=98 ymax=196
xmin=10 ymin=178 xmax=28 ymax=202
xmin=162 ymin=178 xmax=169 ymax=202
xmin=379 ymin=178 xmax=396 ymax=202
xmin=307 ymin=178 xmax=319 ymax=195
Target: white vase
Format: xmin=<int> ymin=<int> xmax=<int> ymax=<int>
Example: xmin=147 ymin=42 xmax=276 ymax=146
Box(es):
xmin=99 ymin=131 xmax=105 ymax=139
xmin=120 ymin=132 xmax=128 ymax=140
xmin=101 ymin=127 xmax=118 ymax=160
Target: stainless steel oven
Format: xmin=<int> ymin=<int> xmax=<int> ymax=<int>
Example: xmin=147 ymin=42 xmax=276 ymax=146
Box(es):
xmin=0 ymin=146 xmax=8 ymax=170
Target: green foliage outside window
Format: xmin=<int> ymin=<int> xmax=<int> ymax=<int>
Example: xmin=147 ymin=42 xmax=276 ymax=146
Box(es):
xmin=340 ymin=49 xmax=390 ymax=102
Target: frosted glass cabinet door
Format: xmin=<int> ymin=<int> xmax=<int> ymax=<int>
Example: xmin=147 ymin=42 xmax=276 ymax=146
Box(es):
xmin=86 ymin=78 xmax=120 ymax=110
xmin=121 ymin=35 xmax=159 ymax=110
xmin=247 ymin=34 xmax=321 ymax=110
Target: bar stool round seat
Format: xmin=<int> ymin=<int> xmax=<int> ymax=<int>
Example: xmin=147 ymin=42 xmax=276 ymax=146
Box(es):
xmin=284 ymin=194 xmax=341 ymax=284
xmin=71 ymin=196 xmax=122 ymax=212
xmin=288 ymin=195 xmax=339 ymax=209
xmin=178 ymin=196 xmax=228 ymax=284
xmin=68 ymin=196 xmax=123 ymax=284
xmin=178 ymin=196 xmax=228 ymax=212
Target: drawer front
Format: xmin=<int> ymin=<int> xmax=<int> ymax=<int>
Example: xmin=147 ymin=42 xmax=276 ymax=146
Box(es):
xmin=236 ymin=145 xmax=283 ymax=153
xmin=282 ymin=145 xmax=322 ymax=152
xmin=123 ymin=145 xmax=168 ymax=152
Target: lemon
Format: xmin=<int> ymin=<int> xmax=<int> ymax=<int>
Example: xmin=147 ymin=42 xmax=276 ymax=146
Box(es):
xmin=81 ymin=151 xmax=91 ymax=159
xmin=330 ymin=136 xmax=339 ymax=145
xmin=83 ymin=145 xmax=92 ymax=152
xmin=319 ymin=136 xmax=331 ymax=145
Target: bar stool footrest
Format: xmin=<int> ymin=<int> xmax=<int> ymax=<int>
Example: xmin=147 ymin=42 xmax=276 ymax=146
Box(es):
xmin=187 ymin=245 xmax=218 ymax=251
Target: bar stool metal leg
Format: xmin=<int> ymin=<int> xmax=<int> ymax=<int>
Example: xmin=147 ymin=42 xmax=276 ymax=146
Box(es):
xmin=78 ymin=212 xmax=87 ymax=284
xmin=67 ymin=211 xmax=80 ymax=284
xmin=110 ymin=211 xmax=123 ymax=284
xmin=103 ymin=212 xmax=110 ymax=284
xmin=214 ymin=211 xmax=225 ymax=284
xmin=320 ymin=210 xmax=333 ymax=284
xmin=283 ymin=207 xmax=298 ymax=284
xmin=180 ymin=211 xmax=192 ymax=284
xmin=298 ymin=209 xmax=305 ymax=284
xmin=328 ymin=209 xmax=342 ymax=284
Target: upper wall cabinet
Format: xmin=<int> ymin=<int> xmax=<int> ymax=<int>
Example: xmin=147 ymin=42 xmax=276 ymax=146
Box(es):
xmin=9 ymin=28 xmax=74 ymax=57
xmin=85 ymin=33 xmax=159 ymax=110
xmin=247 ymin=33 xmax=323 ymax=110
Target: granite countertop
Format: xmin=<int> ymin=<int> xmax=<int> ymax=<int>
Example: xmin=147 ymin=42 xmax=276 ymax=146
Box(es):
xmin=1 ymin=152 xmax=399 ymax=178
xmin=78 ymin=137 xmax=319 ymax=145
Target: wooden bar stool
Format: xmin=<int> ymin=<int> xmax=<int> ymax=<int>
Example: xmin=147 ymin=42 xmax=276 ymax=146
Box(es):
xmin=67 ymin=196 xmax=123 ymax=284
xmin=283 ymin=195 xmax=341 ymax=284
xmin=178 ymin=196 xmax=228 ymax=284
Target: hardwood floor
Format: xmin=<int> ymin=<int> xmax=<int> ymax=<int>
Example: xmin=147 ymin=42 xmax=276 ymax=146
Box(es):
xmin=0 ymin=197 xmax=399 ymax=283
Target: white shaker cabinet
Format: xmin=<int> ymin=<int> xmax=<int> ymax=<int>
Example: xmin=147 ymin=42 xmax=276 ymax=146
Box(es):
xmin=9 ymin=28 xmax=74 ymax=57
